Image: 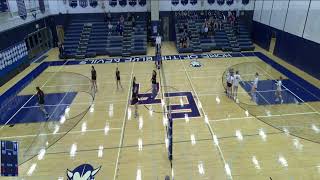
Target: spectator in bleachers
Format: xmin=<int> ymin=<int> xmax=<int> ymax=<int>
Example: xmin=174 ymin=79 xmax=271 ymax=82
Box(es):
xmin=116 ymin=22 xmax=123 ymax=36
xmin=214 ymin=19 xmax=219 ymax=30
xmin=105 ymin=12 xmax=111 ymax=23
xmin=120 ymin=15 xmax=125 ymax=24
xmin=219 ymin=20 xmax=223 ymax=30
xmin=132 ymin=15 xmax=136 ymax=28
xmin=180 ymin=34 xmax=189 ymax=48
xmin=203 ymin=24 xmax=208 ymax=38
xmin=108 ymin=22 xmax=113 ymax=35
xmin=127 ymin=12 xmax=132 ymax=21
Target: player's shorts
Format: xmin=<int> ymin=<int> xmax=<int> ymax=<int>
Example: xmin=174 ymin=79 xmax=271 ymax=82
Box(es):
xmin=92 ymin=76 xmax=96 ymax=81
xmin=227 ymin=82 xmax=232 ymax=87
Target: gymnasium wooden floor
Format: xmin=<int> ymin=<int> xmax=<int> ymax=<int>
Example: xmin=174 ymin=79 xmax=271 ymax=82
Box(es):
xmin=1 ymin=43 xmax=320 ymax=180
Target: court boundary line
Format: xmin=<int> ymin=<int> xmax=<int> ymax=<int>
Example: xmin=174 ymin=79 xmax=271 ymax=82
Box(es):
xmin=182 ymin=58 xmax=233 ymax=180
xmin=250 ymin=57 xmax=320 ymax=115
xmin=21 ymin=99 xmax=128 ymax=109
xmin=113 ymin=62 xmax=135 ymax=180
xmin=0 ymin=60 xmax=70 ymax=129
xmin=22 ymin=87 xmax=73 ymax=158
xmin=0 ymin=128 xmax=121 ymax=139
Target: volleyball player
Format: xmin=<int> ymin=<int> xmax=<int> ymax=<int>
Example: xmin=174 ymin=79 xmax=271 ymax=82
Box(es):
xmin=226 ymin=71 xmax=234 ymax=98
xmin=132 ymin=76 xmax=139 ymax=118
xmin=115 ymin=67 xmax=122 ymax=90
xmin=233 ymin=70 xmax=242 ymax=100
xmin=151 ymin=70 xmax=157 ymax=99
xmin=225 ymin=69 xmax=231 ymax=94
xmin=91 ymin=66 xmax=97 ymax=92
xmin=36 ymin=87 xmax=49 ymax=119
xmin=275 ymin=76 xmax=284 ymax=104
xmin=251 ymin=72 xmax=259 ymax=102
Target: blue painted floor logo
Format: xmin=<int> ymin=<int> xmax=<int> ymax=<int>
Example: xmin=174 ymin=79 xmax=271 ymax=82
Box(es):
xmin=67 ymin=164 xmax=101 ymax=180
xmin=133 ymin=83 xmax=201 ymax=119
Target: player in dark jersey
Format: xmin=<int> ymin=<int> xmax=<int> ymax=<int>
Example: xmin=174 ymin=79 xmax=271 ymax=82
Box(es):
xmin=91 ymin=66 xmax=97 ymax=92
xmin=131 ymin=76 xmax=139 ymax=118
xmin=36 ymin=87 xmax=49 ymax=119
xmin=151 ymin=70 xmax=157 ymax=99
xmin=115 ymin=67 xmax=122 ymax=90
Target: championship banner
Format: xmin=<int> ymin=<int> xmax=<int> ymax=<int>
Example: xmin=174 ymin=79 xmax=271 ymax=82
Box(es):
xmin=109 ymin=0 xmax=117 ymax=7
xmin=0 ymin=0 xmax=8 ymax=12
xmin=129 ymin=0 xmax=136 ymax=6
xmin=190 ymin=0 xmax=197 ymax=5
xmin=138 ymin=0 xmax=145 ymax=6
xmin=208 ymin=0 xmax=214 ymax=5
xmin=79 ymin=0 xmax=88 ymax=8
xmin=172 ymin=0 xmax=179 ymax=6
xmin=119 ymin=0 xmax=126 ymax=7
xmin=38 ymin=0 xmax=45 ymax=13
xmin=217 ymin=0 xmax=224 ymax=5
xmin=89 ymin=0 xmax=97 ymax=7
xmin=16 ymin=0 xmax=27 ymax=20
xmin=69 ymin=0 xmax=78 ymax=8
xmin=226 ymin=0 xmax=233 ymax=5
xmin=242 ymin=0 xmax=249 ymax=5
xmin=181 ymin=0 xmax=188 ymax=6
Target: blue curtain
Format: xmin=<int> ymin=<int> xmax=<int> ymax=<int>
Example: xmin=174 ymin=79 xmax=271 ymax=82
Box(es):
xmin=138 ymin=0 xmax=145 ymax=6
xmin=242 ymin=0 xmax=249 ymax=5
xmin=129 ymin=0 xmax=136 ymax=6
xmin=16 ymin=0 xmax=27 ymax=19
xmin=172 ymin=0 xmax=179 ymax=6
xmin=181 ymin=0 xmax=188 ymax=6
xmin=207 ymin=0 xmax=214 ymax=5
xmin=217 ymin=0 xmax=224 ymax=5
xmin=38 ymin=0 xmax=45 ymax=13
xmin=109 ymin=0 xmax=117 ymax=7
xmin=79 ymin=0 xmax=88 ymax=8
xmin=226 ymin=0 xmax=233 ymax=5
xmin=119 ymin=0 xmax=127 ymax=6
xmin=89 ymin=0 xmax=97 ymax=7
xmin=190 ymin=0 xmax=197 ymax=5
xmin=69 ymin=0 xmax=78 ymax=8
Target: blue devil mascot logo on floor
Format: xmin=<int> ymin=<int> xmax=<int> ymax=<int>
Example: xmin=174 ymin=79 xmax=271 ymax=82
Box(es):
xmin=67 ymin=164 xmax=101 ymax=180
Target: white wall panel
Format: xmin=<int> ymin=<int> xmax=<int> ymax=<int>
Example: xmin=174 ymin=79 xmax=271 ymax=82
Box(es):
xmin=284 ymin=0 xmax=310 ymax=37
xmin=269 ymin=0 xmax=289 ymax=30
xmin=260 ymin=0 xmax=273 ymax=25
xmin=303 ymin=0 xmax=320 ymax=43
xmin=253 ymin=0 xmax=263 ymax=22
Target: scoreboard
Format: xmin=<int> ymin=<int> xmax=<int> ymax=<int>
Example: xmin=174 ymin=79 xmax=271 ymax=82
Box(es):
xmin=0 ymin=140 xmax=18 ymax=176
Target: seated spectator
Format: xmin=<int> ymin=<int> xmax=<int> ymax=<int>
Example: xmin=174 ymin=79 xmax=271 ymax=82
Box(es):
xmin=214 ymin=19 xmax=219 ymax=30
xmin=127 ymin=12 xmax=132 ymax=21
xmin=183 ymin=23 xmax=188 ymax=30
xmin=179 ymin=26 xmax=184 ymax=33
xmin=132 ymin=15 xmax=136 ymax=28
xmin=219 ymin=20 xmax=223 ymax=30
xmin=116 ymin=22 xmax=123 ymax=36
xmin=120 ymin=15 xmax=125 ymax=24
xmin=203 ymin=25 xmax=208 ymax=38
xmin=108 ymin=22 xmax=113 ymax=35
xmin=105 ymin=12 xmax=111 ymax=23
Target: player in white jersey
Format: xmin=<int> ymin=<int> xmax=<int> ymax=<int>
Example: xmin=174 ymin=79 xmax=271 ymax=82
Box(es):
xmin=233 ymin=71 xmax=242 ymax=100
xmin=251 ymin=72 xmax=259 ymax=102
xmin=275 ymin=76 xmax=284 ymax=104
xmin=226 ymin=72 xmax=234 ymax=98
